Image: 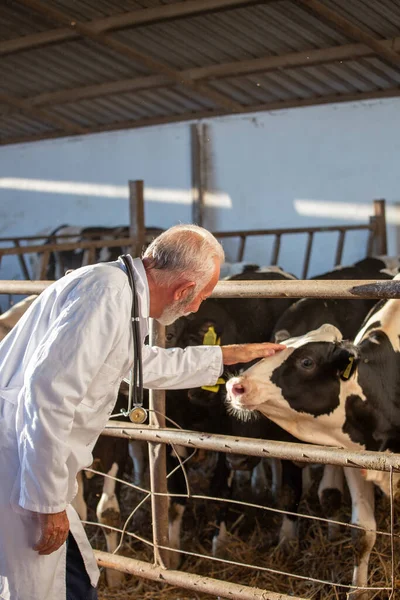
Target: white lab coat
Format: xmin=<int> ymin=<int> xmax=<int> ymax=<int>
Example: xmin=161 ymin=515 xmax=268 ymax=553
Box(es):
xmin=0 ymin=257 xmax=223 ymax=600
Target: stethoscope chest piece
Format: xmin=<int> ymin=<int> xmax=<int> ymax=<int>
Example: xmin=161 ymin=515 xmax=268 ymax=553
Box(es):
xmin=129 ymin=406 xmax=148 ymax=424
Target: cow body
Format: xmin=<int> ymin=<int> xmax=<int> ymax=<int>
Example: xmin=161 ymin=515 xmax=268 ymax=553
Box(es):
xmin=273 ymin=257 xmax=396 ymax=343
xmin=226 ymin=284 xmax=400 ymax=596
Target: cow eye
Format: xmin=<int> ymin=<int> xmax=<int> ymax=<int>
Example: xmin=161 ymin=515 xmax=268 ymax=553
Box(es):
xmin=165 ymin=333 xmax=174 ymax=343
xmin=299 ymin=357 xmax=315 ymax=370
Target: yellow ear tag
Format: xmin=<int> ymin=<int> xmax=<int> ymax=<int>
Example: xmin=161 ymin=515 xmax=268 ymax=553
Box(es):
xmin=341 ymin=356 xmax=354 ymax=380
xmin=201 ymin=378 xmax=226 ymax=393
xmin=201 ymin=327 xmax=223 ymax=392
xmin=203 ymin=326 xmax=220 ymax=346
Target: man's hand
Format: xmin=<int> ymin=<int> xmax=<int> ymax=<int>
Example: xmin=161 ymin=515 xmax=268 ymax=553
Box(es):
xmin=33 ymin=510 xmax=70 ymax=555
xmin=221 ymin=342 xmax=286 ymax=365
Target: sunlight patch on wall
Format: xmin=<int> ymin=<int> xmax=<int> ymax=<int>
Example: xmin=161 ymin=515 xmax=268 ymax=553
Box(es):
xmin=0 ymin=178 xmax=232 ymax=208
xmin=295 ymin=199 xmax=400 ymax=225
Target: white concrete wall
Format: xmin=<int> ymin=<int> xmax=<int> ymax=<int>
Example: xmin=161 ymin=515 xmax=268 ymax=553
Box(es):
xmin=1 ymin=97 xmax=400 ymax=309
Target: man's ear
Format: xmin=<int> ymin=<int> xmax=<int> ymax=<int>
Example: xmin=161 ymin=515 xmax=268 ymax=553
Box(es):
xmin=173 ymin=281 xmax=196 ymax=301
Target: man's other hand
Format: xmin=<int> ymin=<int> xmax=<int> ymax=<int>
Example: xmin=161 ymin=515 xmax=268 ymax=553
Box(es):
xmin=33 ymin=510 xmax=70 ymax=555
xmin=221 ymin=342 xmax=286 ymax=365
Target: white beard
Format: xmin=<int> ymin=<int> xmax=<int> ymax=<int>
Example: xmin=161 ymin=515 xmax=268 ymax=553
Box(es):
xmin=156 ymin=299 xmax=193 ymax=326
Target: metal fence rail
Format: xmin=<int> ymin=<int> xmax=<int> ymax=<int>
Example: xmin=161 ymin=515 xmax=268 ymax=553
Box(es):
xmin=102 ymin=422 xmax=400 ymax=472
xmin=2 ymin=278 xmax=400 ymax=299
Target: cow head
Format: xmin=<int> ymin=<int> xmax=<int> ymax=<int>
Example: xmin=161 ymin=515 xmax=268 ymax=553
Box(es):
xmin=226 ymin=325 xmax=359 ymax=444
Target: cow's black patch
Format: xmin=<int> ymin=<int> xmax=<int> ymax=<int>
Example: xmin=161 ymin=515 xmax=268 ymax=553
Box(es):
xmin=342 ymin=394 xmax=377 ymax=448
xmin=270 ymin=342 xmax=357 ymax=417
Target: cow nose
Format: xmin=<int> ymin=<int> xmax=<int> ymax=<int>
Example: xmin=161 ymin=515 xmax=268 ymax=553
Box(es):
xmin=231 ymin=382 xmax=246 ymax=396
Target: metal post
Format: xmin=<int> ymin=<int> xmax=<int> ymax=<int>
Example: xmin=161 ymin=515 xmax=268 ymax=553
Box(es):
xmin=302 ymin=232 xmax=314 ymax=279
xmin=373 ymin=199 xmax=388 ymax=255
xmin=271 ymin=233 xmax=281 ymax=265
xmin=13 ymin=239 xmax=31 ymax=280
xmin=129 ymin=180 xmax=145 ymax=258
xmin=148 ymin=318 xmax=170 ymax=568
xmin=191 ymin=124 xmax=204 ymax=226
xmin=334 ymin=229 xmax=346 ymax=266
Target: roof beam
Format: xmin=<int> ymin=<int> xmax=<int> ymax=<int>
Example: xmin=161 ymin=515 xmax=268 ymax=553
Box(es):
xmin=2 ymin=86 xmax=400 ymax=147
xmin=13 ymin=0 xmax=242 ymax=113
xmin=0 ymin=0 xmax=266 ymax=56
xmin=9 ymin=36 xmax=399 ymax=110
xmin=0 ymin=92 xmax=85 ymax=134
xmin=296 ymin=0 xmax=400 ymax=70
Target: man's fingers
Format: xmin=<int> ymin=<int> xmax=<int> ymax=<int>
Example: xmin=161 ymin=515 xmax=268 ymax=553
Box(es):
xmin=221 ymin=342 xmax=287 ymax=365
xmin=33 ymin=512 xmax=70 ymax=555
xmin=37 ymin=532 xmax=66 ymax=555
xmin=34 ymin=529 xmax=68 ymax=555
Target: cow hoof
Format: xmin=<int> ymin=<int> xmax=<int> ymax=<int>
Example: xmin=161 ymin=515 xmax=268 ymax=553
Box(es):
xmin=105 ymin=568 xmax=125 ymax=588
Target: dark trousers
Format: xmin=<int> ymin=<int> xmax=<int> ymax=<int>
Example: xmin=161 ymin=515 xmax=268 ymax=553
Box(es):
xmin=66 ymin=533 xmax=98 ymax=600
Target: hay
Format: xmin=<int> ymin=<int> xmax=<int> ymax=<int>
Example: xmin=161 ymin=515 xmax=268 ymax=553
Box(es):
xmin=91 ymin=462 xmax=400 ymax=600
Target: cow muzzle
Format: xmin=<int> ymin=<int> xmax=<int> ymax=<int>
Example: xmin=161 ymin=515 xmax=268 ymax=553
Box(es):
xmin=226 ymin=377 xmax=258 ymax=410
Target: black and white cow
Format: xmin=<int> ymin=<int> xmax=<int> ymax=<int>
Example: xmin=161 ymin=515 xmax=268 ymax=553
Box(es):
xmin=226 ymin=281 xmax=400 ymax=597
xmin=270 ymin=256 xmax=399 ymax=537
xmin=31 ymin=224 xmax=164 ymax=280
xmin=273 ymin=257 xmax=397 ymax=343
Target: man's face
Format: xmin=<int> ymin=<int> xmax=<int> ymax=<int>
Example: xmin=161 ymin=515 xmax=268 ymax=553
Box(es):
xmin=157 ymin=260 xmax=220 ymax=326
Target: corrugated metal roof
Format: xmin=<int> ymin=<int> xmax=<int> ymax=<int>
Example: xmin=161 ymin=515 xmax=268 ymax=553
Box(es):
xmin=1 ymin=0 xmax=400 ymax=145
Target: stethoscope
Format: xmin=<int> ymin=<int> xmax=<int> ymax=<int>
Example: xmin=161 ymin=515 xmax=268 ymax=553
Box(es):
xmin=117 ymin=255 xmax=148 ymax=424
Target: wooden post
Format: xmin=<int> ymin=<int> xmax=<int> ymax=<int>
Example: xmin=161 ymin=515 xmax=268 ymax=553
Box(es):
xmin=39 ymin=250 xmax=51 ymax=280
xmin=148 ymin=319 xmax=170 ymax=568
xmin=129 ymin=180 xmax=145 ymax=257
xmin=373 ymin=199 xmax=388 ymax=255
xmin=13 ymin=239 xmax=31 ymax=280
xmin=191 ymin=124 xmax=204 ymax=226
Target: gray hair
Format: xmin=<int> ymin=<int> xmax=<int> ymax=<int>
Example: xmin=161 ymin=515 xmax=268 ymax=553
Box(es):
xmin=143 ymin=224 xmax=225 ymax=289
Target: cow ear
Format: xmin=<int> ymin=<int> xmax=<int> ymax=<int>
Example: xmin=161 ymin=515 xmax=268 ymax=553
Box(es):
xmin=332 ymin=342 xmax=359 ymax=381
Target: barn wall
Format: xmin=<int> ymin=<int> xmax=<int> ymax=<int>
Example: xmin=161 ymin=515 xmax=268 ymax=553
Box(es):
xmin=1 ymin=97 xmax=400 ymax=308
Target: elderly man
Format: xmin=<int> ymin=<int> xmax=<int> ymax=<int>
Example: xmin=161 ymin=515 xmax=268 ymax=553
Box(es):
xmin=0 ymin=224 xmax=284 ymax=600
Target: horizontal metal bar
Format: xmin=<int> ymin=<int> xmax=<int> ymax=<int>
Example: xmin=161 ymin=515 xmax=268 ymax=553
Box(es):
xmin=212 ymin=280 xmax=400 ymax=299
xmin=2 ymin=279 xmax=400 ymax=299
xmin=102 ymin=422 xmax=400 ymax=472
xmin=213 ymin=224 xmax=372 ymax=238
xmin=95 ymin=550 xmax=307 ymax=600
xmin=0 ymin=222 xmax=371 ymax=244
xmin=0 ymin=237 xmax=137 ymax=256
